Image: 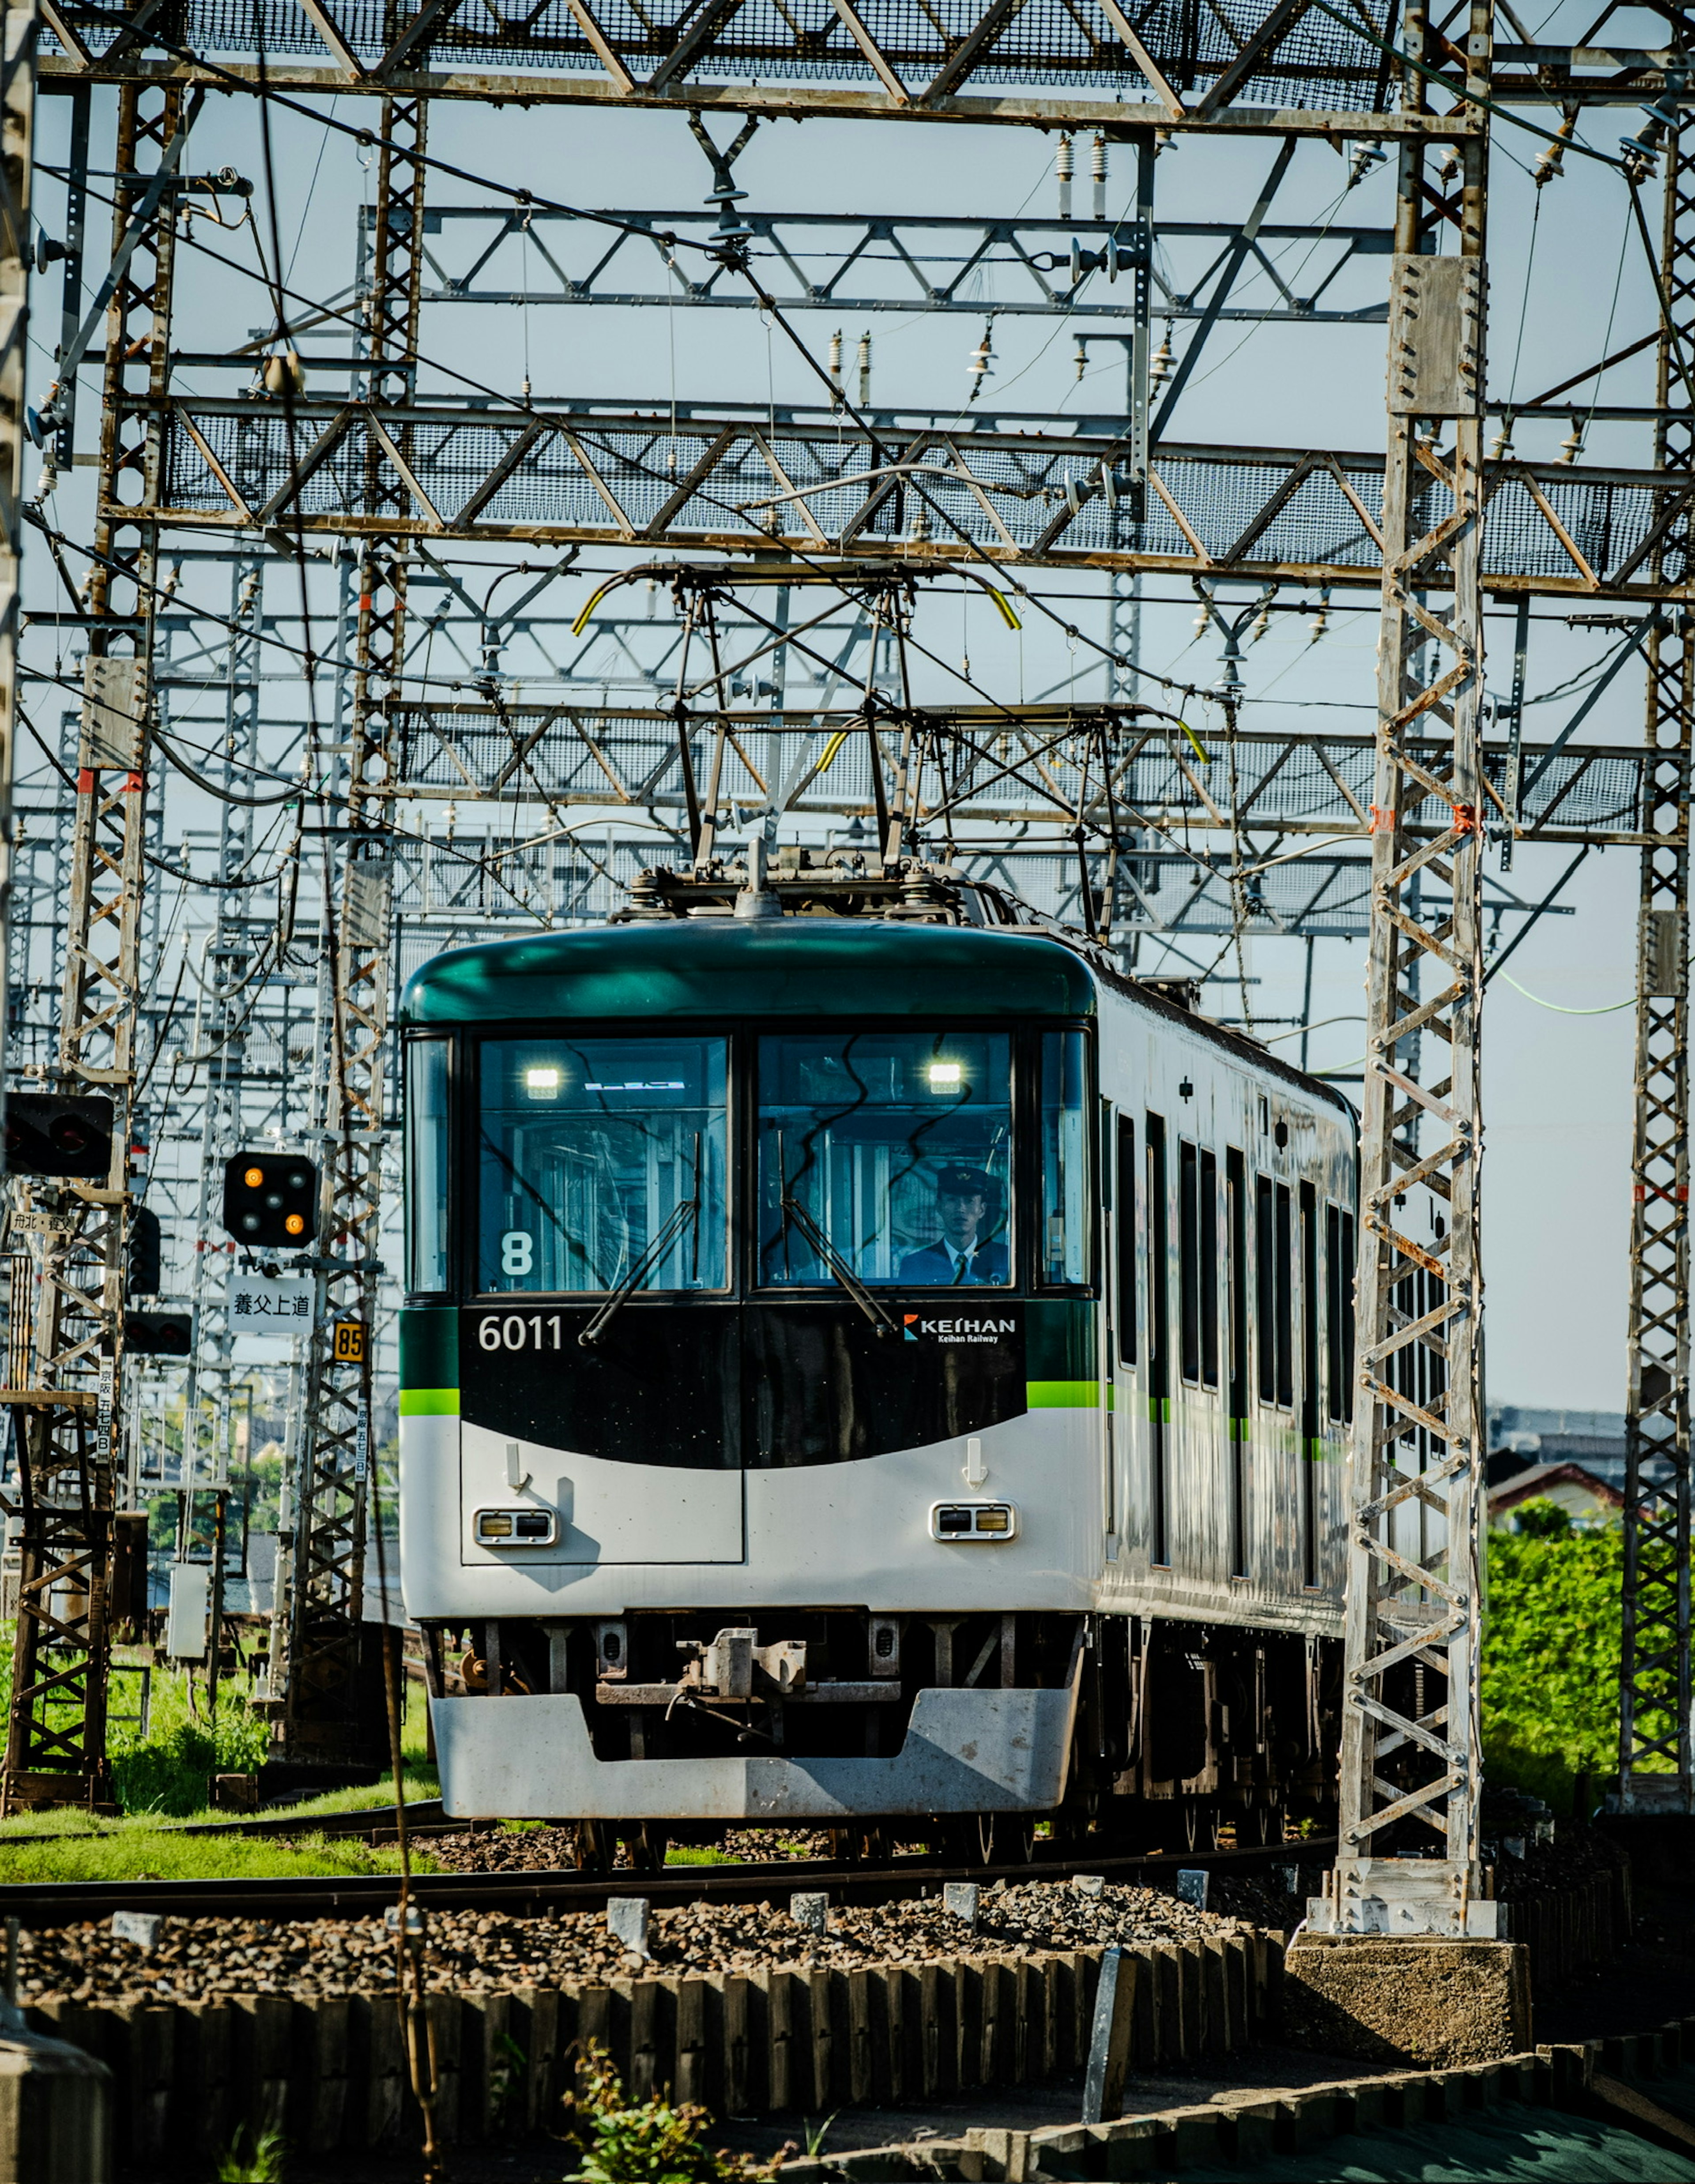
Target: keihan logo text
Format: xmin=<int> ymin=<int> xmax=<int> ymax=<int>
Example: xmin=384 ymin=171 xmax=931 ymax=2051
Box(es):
xmin=903 ymin=1315 xmax=1017 ymax=1345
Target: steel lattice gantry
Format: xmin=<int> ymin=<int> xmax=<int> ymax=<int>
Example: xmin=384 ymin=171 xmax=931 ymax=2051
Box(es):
xmin=136 ymin=399 xmax=1693 ymax=602
xmin=1617 ymin=100 xmax=1695 ymax=1819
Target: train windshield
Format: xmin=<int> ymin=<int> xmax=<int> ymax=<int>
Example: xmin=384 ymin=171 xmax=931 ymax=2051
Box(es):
xmin=478 ymin=1037 xmax=728 ymax=1293
xmin=757 ymin=1031 xmax=1013 ymax=1287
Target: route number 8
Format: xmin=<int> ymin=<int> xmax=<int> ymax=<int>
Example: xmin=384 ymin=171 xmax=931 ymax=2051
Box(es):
xmin=501 ymin=1230 xmax=534 ymax=1277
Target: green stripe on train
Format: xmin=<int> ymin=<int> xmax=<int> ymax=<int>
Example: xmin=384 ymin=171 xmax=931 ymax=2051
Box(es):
xmin=399 ymin=1388 xmax=460 ymax=1417
xmin=1025 ymin=1380 xmax=1100 ymax=1408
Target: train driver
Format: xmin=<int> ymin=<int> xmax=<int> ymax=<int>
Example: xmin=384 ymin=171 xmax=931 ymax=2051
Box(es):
xmin=899 ymin=1165 xmax=1009 ymax=1285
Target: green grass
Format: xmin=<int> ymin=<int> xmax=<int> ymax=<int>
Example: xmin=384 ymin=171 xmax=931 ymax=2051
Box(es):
xmin=0 ymin=1827 xmax=441 ymax=1883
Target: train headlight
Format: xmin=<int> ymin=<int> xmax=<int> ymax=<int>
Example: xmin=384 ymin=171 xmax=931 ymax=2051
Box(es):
xmin=475 ymin=1507 xmax=559 ymax=1547
xmin=927 ymin=1062 xmax=962 ymax=1088
xmin=524 ymin=1066 xmax=561 ymax=1099
xmin=929 ymin=1500 xmax=1018 ymax=1542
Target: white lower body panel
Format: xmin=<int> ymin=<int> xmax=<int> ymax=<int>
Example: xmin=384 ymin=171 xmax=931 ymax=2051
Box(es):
xmin=432 ymin=1685 xmax=1078 ymax=1819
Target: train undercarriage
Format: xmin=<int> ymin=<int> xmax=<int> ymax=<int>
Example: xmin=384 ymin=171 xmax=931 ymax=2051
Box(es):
xmin=417 ymin=1609 xmax=1341 ymax=1872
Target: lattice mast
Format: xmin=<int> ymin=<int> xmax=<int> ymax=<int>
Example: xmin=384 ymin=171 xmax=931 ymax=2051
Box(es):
xmin=1314 ymin=0 xmax=1496 ymax=1934
xmin=1618 ymin=89 xmax=1695 ymax=1814
xmin=271 ymin=98 xmax=425 ymax=1766
xmin=2 ymin=82 xmax=179 ymax=1812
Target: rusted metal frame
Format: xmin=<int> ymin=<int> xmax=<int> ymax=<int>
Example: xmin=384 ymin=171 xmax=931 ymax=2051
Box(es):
xmin=174 ymin=408 xmax=259 ymax=523
xmin=561 ymin=0 xmax=637 ymax=89
xmin=836 ymin=431 xmax=930 ymax=545
xmin=1090 ymin=0 xmax=1185 ymax=116
xmin=250 ymin=403 xmax=358 ymax=526
xmin=292 ymin=0 xmax=367 ymax=78
xmin=1143 ymin=463 xmax=1216 ymax=562
xmin=449 ymin=417 xmax=549 ymax=526
xmin=1507 ymin=463 xmax=1601 ymax=588
xmin=827 ymin=0 xmax=912 ymax=101
xmin=1193 ymin=0 xmax=1316 ymax=116
xmin=559 ymin=426 xmax=640 ymax=538
xmin=1215 ymin=450 xmax=1321 ymax=564
xmin=920 ymin=0 xmax=1030 ymax=102
xmin=1329 ymin=4 xmax=1493 ymax=1932
xmin=38 ymin=0 xmax=89 ymax=65
xmin=647 ymin=0 xmax=747 ymax=90
xmin=747 ymin=427 xmax=833 ymax=549
xmin=368 ymin=410 xmax=448 ymax=527
xmin=1610 ymin=479 xmax=1695 ymax=590
xmin=372 ymin=0 xmax=468 ymax=79
xmin=1620 ymin=109 xmax=1695 ymax=1814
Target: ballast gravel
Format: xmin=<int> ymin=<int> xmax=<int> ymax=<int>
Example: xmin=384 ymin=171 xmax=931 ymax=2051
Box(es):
xmin=426 ymin=1825 xmax=843 ymax=1875
xmin=14 ymin=1878 xmax=1251 ymax=2006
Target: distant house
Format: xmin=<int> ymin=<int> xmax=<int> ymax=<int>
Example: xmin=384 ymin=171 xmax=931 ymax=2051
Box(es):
xmin=1488 ymin=1461 xmax=1624 ymax=1530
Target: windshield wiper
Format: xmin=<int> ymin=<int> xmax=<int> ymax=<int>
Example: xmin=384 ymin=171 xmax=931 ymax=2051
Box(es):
xmin=579 ymin=1135 xmax=702 ymax=1346
xmin=779 ymin=1188 xmax=900 ymax=1340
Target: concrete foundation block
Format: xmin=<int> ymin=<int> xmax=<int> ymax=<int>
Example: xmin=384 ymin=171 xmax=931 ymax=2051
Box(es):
xmin=0 ymin=2029 xmax=113 ymax=2184
xmin=1282 ymin=1935 xmax=1531 ymax=2068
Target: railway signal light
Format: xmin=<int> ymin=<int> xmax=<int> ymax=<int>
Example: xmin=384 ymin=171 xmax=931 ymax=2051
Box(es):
xmin=129 ymin=1207 xmax=162 ymax=1297
xmin=126 ymin=1311 xmax=192 ymax=1357
xmin=222 ymin=1153 xmax=318 ymax=1249
xmin=3 ymin=1092 xmax=113 ymax=1179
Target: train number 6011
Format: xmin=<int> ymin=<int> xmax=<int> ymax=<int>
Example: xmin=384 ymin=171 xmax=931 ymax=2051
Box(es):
xmin=478 ymin=1314 xmax=563 ymax=1351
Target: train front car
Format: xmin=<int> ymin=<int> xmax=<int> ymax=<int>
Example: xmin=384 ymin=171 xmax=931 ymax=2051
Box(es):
xmin=399 ymin=917 xmax=1354 ymax=1858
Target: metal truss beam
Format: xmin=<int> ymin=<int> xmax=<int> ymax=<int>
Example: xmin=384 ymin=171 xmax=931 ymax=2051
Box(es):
xmin=35 ymin=0 xmax=1398 ymax=121
xmin=381 ymin=700 xmax=1654 ymax=851
xmin=1618 ymin=106 xmax=1695 ymax=1818
xmin=138 ymin=400 xmax=1689 ymax=601
xmin=394 ymin=203 xmax=1391 ymax=323
xmin=3 ymin=75 xmax=173 ymax=1813
xmin=1319 ymin=0 xmax=1494 ymax=1937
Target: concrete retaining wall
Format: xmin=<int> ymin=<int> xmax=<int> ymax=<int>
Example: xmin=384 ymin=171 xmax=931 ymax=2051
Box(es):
xmin=24 ymin=1933 xmax=1278 ymax=2163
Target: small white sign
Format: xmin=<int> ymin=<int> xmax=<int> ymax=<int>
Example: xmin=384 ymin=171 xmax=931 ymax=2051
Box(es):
xmin=230 ymin=1274 xmax=314 ymax=1331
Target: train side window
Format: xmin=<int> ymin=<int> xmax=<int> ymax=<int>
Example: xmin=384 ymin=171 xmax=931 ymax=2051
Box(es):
xmin=1300 ymin=1180 xmax=1319 ymax=1586
xmin=1226 ymin=1151 xmax=1248 ymax=1421
xmin=1179 ymin=1141 xmax=1200 ymax=1384
xmin=1326 ymin=1204 xmax=1344 ymax=1421
xmin=1275 ymin=1182 xmax=1294 ymax=1409
xmin=1226 ymin=1148 xmax=1248 ymax=1578
xmin=1039 ymin=1030 xmax=1091 ymax=1286
xmin=1200 ymin=1149 xmax=1219 ymax=1388
xmin=405 ymin=1038 xmax=451 ymax=1296
xmin=1115 ymin=1116 xmax=1137 ymax=1366
xmin=1146 ymin=1113 xmax=1170 ymax=1566
xmin=1254 ymin=1175 xmax=1275 ymax=1404
xmin=1339 ymin=1209 xmax=1357 ymax=1421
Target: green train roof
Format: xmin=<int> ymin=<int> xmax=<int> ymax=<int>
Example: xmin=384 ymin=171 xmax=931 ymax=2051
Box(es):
xmin=401 ymin=920 xmax=1098 ymax=1025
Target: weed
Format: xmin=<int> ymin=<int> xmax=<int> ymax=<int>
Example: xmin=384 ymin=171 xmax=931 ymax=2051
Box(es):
xmin=802 ymin=2114 xmax=838 ymax=2157
xmin=560 ymin=2045 xmax=781 ymax=2184
xmin=215 ymin=2124 xmax=287 ymax=2181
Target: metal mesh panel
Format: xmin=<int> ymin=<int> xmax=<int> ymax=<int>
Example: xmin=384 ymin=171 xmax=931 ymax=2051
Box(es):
xmin=46 ymin=0 xmax=1394 ymax=107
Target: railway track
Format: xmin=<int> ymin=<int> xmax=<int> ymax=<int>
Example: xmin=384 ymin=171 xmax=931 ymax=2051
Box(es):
xmin=0 ymin=1835 xmax=1331 ymax=1923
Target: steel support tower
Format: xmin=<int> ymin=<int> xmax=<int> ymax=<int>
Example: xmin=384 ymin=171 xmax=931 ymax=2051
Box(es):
xmin=1618 ymin=100 xmax=1695 ymax=1816
xmin=1314 ymin=0 xmax=1496 ymax=1935
xmin=271 ymin=97 xmax=426 ymax=1770
xmin=1 ymin=79 xmax=175 ymax=1810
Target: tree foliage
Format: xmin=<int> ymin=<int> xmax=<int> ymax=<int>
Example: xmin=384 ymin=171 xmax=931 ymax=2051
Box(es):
xmin=1481 ymin=1522 xmax=1657 ymax=1812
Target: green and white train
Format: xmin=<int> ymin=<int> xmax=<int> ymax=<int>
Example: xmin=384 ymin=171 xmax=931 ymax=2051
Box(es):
xmin=399 ymin=883 xmax=1356 ymax=1861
